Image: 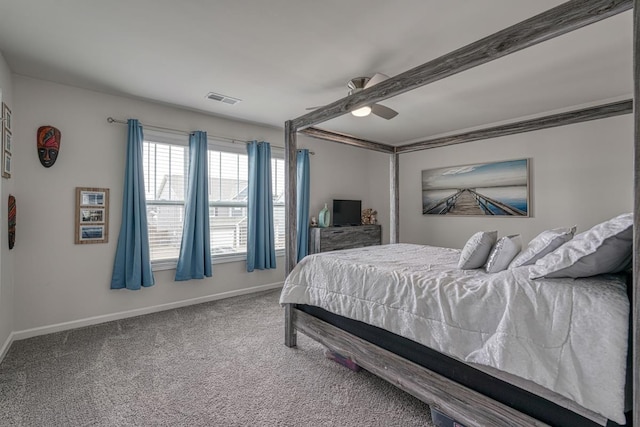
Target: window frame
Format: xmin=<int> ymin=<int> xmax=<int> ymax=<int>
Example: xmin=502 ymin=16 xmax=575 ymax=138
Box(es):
xmin=143 ymin=131 xmax=284 ymax=271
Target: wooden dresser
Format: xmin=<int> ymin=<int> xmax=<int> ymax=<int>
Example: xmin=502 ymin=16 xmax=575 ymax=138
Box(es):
xmin=308 ymin=225 xmax=382 ymax=254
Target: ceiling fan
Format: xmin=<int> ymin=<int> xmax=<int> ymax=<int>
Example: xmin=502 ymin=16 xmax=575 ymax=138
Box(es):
xmin=307 ymin=73 xmax=399 ymax=120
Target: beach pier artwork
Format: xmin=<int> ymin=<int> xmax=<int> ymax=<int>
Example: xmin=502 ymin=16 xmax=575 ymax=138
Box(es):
xmin=422 ymin=159 xmax=529 ymax=217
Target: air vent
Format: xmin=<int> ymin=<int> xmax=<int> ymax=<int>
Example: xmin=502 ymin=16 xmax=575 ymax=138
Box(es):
xmin=206 ymin=92 xmax=241 ymax=105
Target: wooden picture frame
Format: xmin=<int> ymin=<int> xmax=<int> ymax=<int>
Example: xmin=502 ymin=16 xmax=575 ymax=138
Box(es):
xmin=2 ymin=103 xmax=12 ymax=179
xmin=2 ymin=102 xmax=11 ymax=132
xmin=2 ymin=149 xmax=11 ymax=179
xmin=421 ymin=158 xmax=530 ymax=217
xmin=75 ymin=187 xmax=109 ymax=244
xmin=3 ymin=128 xmax=11 ymax=153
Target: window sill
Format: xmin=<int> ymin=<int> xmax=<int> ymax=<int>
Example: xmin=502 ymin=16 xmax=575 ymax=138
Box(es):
xmin=151 ymin=249 xmax=285 ymax=272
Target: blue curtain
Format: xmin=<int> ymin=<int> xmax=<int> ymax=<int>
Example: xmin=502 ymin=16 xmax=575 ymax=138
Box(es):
xmin=296 ymin=149 xmax=310 ymax=262
xmin=175 ymin=131 xmax=212 ymax=281
xmin=111 ymin=119 xmax=155 ymax=290
xmin=246 ymin=141 xmax=276 ymax=272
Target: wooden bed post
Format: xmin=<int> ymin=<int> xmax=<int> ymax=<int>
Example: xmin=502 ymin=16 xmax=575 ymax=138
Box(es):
xmin=284 ymin=120 xmax=298 ymax=348
xmin=390 ymin=151 xmax=399 ymax=244
xmin=633 ymin=2 xmax=639 ymax=426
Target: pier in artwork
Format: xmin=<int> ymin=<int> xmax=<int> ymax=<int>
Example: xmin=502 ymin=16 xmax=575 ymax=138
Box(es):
xmin=423 ymin=188 xmax=526 ymax=216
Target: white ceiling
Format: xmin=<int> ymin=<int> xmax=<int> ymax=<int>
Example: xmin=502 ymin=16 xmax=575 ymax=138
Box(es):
xmin=0 ymin=1 xmax=632 ymax=145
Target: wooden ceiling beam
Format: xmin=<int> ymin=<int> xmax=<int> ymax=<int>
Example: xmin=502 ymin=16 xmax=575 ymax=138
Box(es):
xmin=396 ymin=99 xmax=632 ymax=153
xmin=300 ymin=127 xmax=394 ymax=153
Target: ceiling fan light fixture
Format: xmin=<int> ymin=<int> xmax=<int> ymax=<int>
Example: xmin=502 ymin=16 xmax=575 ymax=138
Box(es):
xmin=351 ymin=106 xmax=372 ymax=117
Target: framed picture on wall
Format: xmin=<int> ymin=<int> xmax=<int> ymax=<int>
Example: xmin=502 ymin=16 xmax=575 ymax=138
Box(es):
xmin=3 ymin=128 xmax=11 ymax=152
xmin=78 ymin=225 xmax=105 ymax=242
xmin=79 ymin=208 xmax=105 ymax=224
xmin=2 ymin=102 xmax=11 ymax=131
xmin=80 ymin=189 xmax=107 ymax=206
xmin=2 ymin=150 xmax=11 ymax=179
xmin=421 ymin=158 xmax=530 ymax=217
xmin=75 ymin=187 xmax=109 ymax=244
xmin=1 ymin=107 xmax=11 ymax=179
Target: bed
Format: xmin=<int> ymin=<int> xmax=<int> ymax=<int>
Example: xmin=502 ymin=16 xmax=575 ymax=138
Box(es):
xmin=280 ymin=243 xmax=631 ymax=426
xmin=281 ymin=1 xmax=639 ymax=426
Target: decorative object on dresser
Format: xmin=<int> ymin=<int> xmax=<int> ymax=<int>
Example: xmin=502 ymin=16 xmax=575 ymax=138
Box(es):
xmin=318 ymin=203 xmax=330 ymax=228
xmin=308 ymin=224 xmax=381 ymax=254
xmin=361 ymin=208 xmax=377 ymax=225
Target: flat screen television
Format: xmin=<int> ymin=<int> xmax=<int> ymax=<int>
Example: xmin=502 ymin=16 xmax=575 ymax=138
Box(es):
xmin=332 ymin=199 xmax=361 ymax=226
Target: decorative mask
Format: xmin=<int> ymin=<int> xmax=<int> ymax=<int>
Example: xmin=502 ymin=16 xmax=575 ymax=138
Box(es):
xmin=37 ymin=126 xmax=61 ymax=167
xmin=8 ymin=195 xmax=15 ymax=250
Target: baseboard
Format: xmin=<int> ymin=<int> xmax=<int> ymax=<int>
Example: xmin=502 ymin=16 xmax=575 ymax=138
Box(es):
xmin=12 ymin=282 xmax=283 ymax=341
xmin=0 ymin=331 xmax=15 ymax=364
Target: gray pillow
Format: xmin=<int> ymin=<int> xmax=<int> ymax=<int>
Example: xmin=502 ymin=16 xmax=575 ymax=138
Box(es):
xmin=509 ymin=226 xmax=576 ymax=268
xmin=458 ymin=231 xmax=497 ymax=269
xmin=486 ymin=234 xmax=522 ymax=273
xmin=529 ymin=213 xmax=633 ymax=279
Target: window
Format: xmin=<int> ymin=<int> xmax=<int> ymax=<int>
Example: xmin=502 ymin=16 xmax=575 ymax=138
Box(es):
xmin=271 ymin=155 xmax=285 ymax=250
xmin=143 ymin=130 xmax=284 ymax=265
xmin=143 ymin=131 xmax=189 ymax=263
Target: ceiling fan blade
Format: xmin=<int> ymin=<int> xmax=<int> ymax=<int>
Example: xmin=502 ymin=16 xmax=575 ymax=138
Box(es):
xmin=371 ymin=103 xmax=398 ymax=120
xmin=364 ymin=72 xmax=389 ymax=89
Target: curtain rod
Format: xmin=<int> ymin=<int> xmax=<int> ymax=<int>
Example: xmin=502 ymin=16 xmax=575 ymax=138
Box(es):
xmin=106 ymin=117 xmax=314 ymax=154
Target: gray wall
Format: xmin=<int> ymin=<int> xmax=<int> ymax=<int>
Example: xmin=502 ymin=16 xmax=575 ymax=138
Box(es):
xmin=397 ymin=115 xmax=633 ymax=248
xmin=11 ymin=76 xmax=374 ymax=334
xmin=3 ymin=73 xmax=634 ymax=342
xmin=0 ymin=51 xmax=14 ymax=356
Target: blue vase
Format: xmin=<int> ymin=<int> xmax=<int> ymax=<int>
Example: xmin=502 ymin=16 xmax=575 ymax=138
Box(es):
xmin=318 ymin=203 xmax=330 ymax=228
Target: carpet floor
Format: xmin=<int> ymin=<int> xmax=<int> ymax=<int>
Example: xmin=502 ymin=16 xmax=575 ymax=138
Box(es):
xmin=0 ymin=289 xmax=434 ymax=426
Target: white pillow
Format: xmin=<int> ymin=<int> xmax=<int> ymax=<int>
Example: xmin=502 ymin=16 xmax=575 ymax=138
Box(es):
xmin=485 ymin=234 xmax=522 ymax=273
xmin=529 ymin=213 xmax=633 ymax=279
xmin=509 ymin=226 xmax=576 ymax=269
xmin=457 ymin=231 xmax=497 ymax=269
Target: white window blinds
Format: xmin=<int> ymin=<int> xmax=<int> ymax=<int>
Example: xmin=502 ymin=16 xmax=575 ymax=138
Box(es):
xmin=142 ymin=132 xmax=284 ymax=264
xmin=143 ymin=139 xmax=188 ymax=262
xmin=208 ymin=149 xmax=249 ymax=256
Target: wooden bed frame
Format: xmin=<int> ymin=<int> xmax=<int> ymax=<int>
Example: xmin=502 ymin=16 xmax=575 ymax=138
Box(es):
xmin=282 ymin=1 xmax=639 ymax=426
